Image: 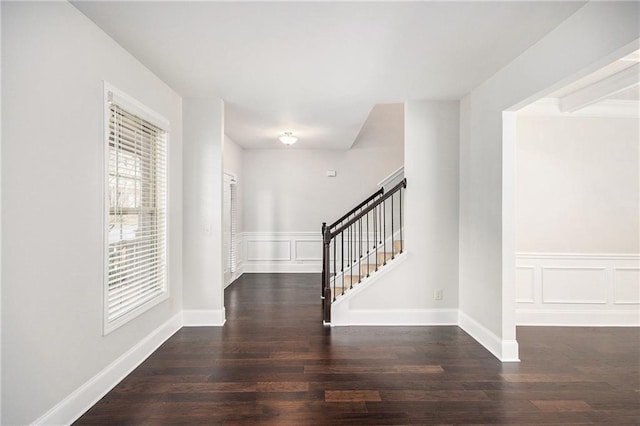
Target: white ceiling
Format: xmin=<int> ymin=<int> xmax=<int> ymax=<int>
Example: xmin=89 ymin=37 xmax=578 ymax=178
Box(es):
xmin=73 ymin=1 xmax=584 ymax=149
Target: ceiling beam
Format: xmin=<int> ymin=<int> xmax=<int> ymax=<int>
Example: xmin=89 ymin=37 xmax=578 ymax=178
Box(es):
xmin=560 ymin=63 xmax=639 ymax=113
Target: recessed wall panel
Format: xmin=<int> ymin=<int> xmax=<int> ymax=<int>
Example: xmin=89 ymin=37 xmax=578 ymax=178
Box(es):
xmin=614 ymin=268 xmax=640 ymax=304
xmin=542 ymin=267 xmax=607 ymax=304
xmin=516 ymin=267 xmax=535 ymax=303
xmin=295 ymin=240 xmax=322 ymax=261
xmin=246 ymin=240 xmax=291 ymax=261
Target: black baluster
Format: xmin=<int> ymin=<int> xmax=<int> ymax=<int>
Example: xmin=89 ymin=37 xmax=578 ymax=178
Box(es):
xmin=321 ymin=222 xmax=326 ymax=299
xmin=366 ymin=210 xmax=370 ymax=277
xmin=339 ymin=232 xmax=343 ymax=300
xmin=333 ymin=237 xmax=337 ymax=293
xmin=348 ymin=218 xmax=351 ymax=280
xmin=383 ymin=198 xmax=387 ymax=265
xmin=352 ymin=218 xmax=356 ymax=265
xmin=379 ymin=201 xmax=383 ymax=245
xmin=373 ymin=204 xmax=377 ymax=249
xmin=358 ymin=218 xmax=362 ymax=283
xmin=375 ymin=205 xmax=379 ymax=272
xmin=391 ymin=192 xmax=395 ymax=260
xmin=399 ymin=187 xmax=403 ymax=254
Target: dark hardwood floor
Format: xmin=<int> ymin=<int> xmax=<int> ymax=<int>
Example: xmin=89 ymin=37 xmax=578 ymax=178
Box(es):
xmin=76 ymin=273 xmax=640 ymax=424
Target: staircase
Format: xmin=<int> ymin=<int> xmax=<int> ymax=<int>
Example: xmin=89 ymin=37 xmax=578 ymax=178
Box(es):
xmin=330 ymin=240 xmax=403 ymax=300
xmin=321 ymin=178 xmax=407 ymax=323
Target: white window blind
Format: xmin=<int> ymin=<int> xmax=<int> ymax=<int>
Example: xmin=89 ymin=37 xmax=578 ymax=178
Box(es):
xmin=106 ymin=94 xmax=168 ymax=328
xmin=223 ymin=174 xmax=238 ymax=276
xmin=230 ymin=181 xmax=238 ymax=273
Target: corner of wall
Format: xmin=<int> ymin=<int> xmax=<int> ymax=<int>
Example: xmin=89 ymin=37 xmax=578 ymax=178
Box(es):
xmin=0 ymin=1 xmax=3 ymax=420
xmin=182 ymin=98 xmax=226 ymax=313
xmin=32 ymin=313 xmax=183 ymax=425
xmin=182 ymin=308 xmax=226 ymax=326
xmin=458 ymin=310 xmax=520 ymax=362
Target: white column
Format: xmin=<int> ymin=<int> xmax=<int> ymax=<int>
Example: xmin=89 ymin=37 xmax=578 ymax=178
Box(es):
xmin=182 ymin=98 xmax=226 ymax=325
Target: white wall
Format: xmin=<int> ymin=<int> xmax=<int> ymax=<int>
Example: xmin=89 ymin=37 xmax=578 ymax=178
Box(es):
xmin=224 ymin=135 xmax=243 ymax=177
xmin=242 ymin=104 xmax=403 ymax=272
xmin=0 ymin=2 xmax=3 ymax=420
xmin=243 ymin=145 xmax=403 ymax=233
xmin=1 ymin=2 xmax=183 ymax=424
xmin=183 ymin=98 xmax=225 ymax=325
xmin=243 ymin=149 xmax=401 ymax=232
xmin=515 ymin=114 xmax=639 ymax=326
xmin=459 ymin=1 xmax=639 ymax=361
xmin=333 ymin=101 xmax=459 ymax=325
xmin=517 ymin=114 xmax=639 ymax=254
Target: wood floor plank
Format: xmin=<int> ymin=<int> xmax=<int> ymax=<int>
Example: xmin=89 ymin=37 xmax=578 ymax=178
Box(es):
xmin=256 ymin=381 xmax=309 ymax=392
xmin=380 ymin=389 xmax=490 ymax=401
xmin=325 ymin=390 xmax=382 ymax=402
xmin=303 ymin=364 xmax=443 ymax=374
xmin=531 ymin=399 xmax=592 ymax=412
xmin=74 ymin=273 xmax=640 ymax=425
xmin=501 ymin=373 xmax=596 ymax=382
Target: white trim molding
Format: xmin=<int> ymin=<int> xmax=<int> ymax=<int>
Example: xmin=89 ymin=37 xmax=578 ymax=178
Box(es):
xmin=333 ymin=309 xmax=458 ymax=326
xmin=516 ymin=252 xmax=640 ymax=326
xmin=517 ymin=97 xmax=639 ymax=118
xmin=560 ymin=63 xmax=639 ymax=113
xmin=33 ymin=313 xmax=183 ymax=425
xmin=242 ymin=232 xmax=322 ymax=273
xmin=377 ymin=165 xmax=405 ymax=188
xmin=458 ymin=311 xmax=520 ymax=362
xmin=516 ymin=309 xmax=640 ymax=326
xmin=183 ymin=309 xmax=226 ymax=326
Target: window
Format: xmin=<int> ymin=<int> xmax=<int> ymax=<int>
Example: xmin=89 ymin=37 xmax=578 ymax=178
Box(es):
xmin=222 ymin=172 xmax=239 ymax=288
xmin=104 ymin=84 xmax=169 ymax=333
xmin=223 ymin=173 xmax=238 ymax=285
xmin=230 ymin=181 xmax=238 ymax=273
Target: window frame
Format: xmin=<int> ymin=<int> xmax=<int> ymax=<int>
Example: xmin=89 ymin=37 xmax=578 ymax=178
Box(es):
xmin=103 ymin=82 xmax=171 ymax=335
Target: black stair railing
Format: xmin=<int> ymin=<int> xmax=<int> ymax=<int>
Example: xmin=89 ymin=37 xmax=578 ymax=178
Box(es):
xmin=321 ymin=187 xmax=384 ymax=299
xmin=322 ymin=178 xmax=406 ymax=323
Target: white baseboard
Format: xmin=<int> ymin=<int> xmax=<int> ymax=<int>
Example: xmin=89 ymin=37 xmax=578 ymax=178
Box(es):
xmin=183 ymin=308 xmax=226 ymax=326
xmin=332 ymin=308 xmax=458 ymax=326
xmin=517 ymin=309 xmax=640 ymax=326
xmin=33 ymin=312 xmax=183 ymax=425
xmin=458 ymin=311 xmax=520 ymax=362
xmin=243 ymin=263 xmax=320 ymax=273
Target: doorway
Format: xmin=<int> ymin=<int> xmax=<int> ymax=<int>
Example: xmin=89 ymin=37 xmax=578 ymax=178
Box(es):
xmin=506 ymin=49 xmax=639 ymax=332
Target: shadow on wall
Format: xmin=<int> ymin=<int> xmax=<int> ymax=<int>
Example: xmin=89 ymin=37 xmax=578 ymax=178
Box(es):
xmin=351 ymin=103 xmax=405 ymax=150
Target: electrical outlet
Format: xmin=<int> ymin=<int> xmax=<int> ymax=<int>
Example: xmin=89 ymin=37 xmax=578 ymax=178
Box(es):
xmin=434 ymin=289 xmax=443 ymax=300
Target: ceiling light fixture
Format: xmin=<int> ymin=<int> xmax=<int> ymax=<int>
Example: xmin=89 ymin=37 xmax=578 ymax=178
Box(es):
xmin=279 ymin=131 xmax=298 ymax=145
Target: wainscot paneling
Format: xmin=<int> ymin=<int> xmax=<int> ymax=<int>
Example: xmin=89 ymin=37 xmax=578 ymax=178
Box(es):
xmin=516 ymin=253 xmax=640 ymax=326
xmin=242 ymin=232 xmax=322 ymax=273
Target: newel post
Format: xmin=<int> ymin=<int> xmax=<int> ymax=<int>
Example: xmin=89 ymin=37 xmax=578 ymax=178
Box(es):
xmin=321 ymin=222 xmax=327 ymax=299
xmin=322 ymin=223 xmax=332 ymax=323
